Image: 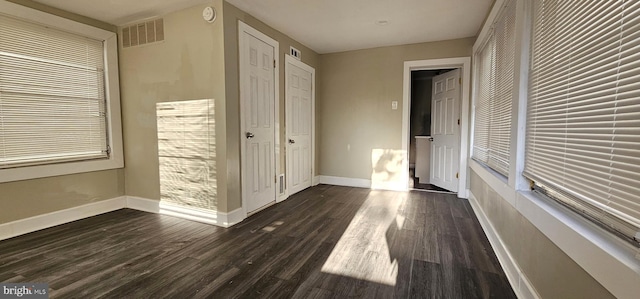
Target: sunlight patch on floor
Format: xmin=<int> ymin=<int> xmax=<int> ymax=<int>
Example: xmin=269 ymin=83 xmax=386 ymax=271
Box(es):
xmin=321 ymin=191 xmax=407 ymax=286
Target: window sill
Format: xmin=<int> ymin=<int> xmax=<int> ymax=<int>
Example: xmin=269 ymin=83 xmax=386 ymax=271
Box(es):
xmin=0 ymin=158 xmax=124 ymax=183
xmin=0 ymin=0 xmax=123 ymax=185
xmin=471 ymin=160 xmax=640 ymax=299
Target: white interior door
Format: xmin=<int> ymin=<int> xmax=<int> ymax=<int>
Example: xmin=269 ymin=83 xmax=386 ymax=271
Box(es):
xmin=285 ymin=56 xmax=314 ymax=196
xmin=240 ymin=23 xmax=277 ymax=214
xmin=430 ymin=69 xmax=461 ymax=192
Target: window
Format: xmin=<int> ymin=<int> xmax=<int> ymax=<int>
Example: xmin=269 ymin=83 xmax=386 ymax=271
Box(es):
xmin=472 ymin=0 xmax=516 ymax=177
xmin=0 ymin=2 xmax=122 ymax=182
xmin=525 ymin=0 xmax=640 ymax=244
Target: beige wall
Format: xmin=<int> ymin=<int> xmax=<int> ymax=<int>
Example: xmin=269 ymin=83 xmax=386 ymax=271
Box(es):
xmin=0 ymin=170 xmax=124 ymax=223
xmin=222 ymin=2 xmax=320 ymax=211
xmin=318 ymin=38 xmax=474 ymax=182
xmin=120 ymin=1 xmax=318 ymax=213
xmin=119 ymin=1 xmax=227 ymax=208
xmin=470 ymin=170 xmax=614 ymax=298
xmin=0 ymin=0 xmax=123 ymax=225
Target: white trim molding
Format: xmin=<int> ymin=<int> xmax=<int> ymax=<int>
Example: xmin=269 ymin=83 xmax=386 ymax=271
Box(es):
xmin=0 ymin=0 xmax=123 ymax=183
xmin=471 ymin=162 xmax=640 ymax=299
xmin=516 ymin=191 xmax=640 ymax=299
xmin=318 ymin=175 xmax=372 ymax=189
xmin=277 ymin=192 xmax=288 ymax=203
xmin=125 ymin=196 xmax=160 ymax=213
xmin=402 ymin=57 xmax=472 ymax=199
xmin=0 ymin=196 xmax=126 ymax=241
xmin=0 ymin=196 xmax=247 ymax=241
xmin=126 ymin=196 xmax=244 ymax=228
xmin=468 ymin=193 xmax=539 ymax=299
xmin=317 ymin=175 xmax=413 ymax=191
xmin=157 ymin=202 xmax=244 ymax=228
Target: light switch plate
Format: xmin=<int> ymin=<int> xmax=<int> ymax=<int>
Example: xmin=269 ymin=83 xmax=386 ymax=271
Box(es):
xmin=392 ymin=101 xmax=398 ymax=110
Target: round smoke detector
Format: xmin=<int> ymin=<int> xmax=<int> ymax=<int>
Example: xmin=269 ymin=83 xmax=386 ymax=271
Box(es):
xmin=203 ymin=6 xmax=217 ymax=23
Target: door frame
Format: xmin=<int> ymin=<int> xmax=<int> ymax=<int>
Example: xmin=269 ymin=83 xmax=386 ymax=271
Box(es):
xmin=238 ymin=21 xmax=280 ymax=216
xmin=283 ymin=55 xmax=316 ymax=201
xmin=402 ymin=57 xmax=471 ymax=198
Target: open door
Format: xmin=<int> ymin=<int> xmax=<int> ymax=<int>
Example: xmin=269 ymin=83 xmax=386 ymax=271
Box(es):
xmin=430 ymin=69 xmax=461 ymax=192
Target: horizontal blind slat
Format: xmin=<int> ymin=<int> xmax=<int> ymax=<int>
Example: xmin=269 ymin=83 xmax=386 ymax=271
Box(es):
xmin=525 ymin=0 xmax=640 ymax=243
xmin=0 ymin=13 xmax=109 ymax=169
xmin=472 ymin=0 xmax=515 ymax=177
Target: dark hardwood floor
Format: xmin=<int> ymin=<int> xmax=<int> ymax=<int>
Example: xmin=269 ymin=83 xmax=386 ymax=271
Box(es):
xmin=408 ymin=167 xmax=454 ymax=193
xmin=0 ymin=185 xmax=516 ymax=298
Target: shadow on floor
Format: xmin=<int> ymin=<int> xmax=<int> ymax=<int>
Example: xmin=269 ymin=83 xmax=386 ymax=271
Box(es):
xmin=409 ymin=167 xmax=455 ymax=193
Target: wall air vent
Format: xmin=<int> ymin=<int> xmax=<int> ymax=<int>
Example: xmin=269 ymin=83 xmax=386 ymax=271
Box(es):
xmin=279 ymin=174 xmax=285 ymax=195
xmin=121 ymin=18 xmax=164 ymax=48
xmin=290 ymin=46 xmax=301 ymax=60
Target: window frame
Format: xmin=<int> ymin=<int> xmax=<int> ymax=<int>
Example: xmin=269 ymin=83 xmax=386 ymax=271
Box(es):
xmin=524 ymin=0 xmax=640 ymax=244
xmin=469 ymin=0 xmax=640 ymax=298
xmin=0 ymin=1 xmax=123 ymax=183
xmin=471 ymin=0 xmax=517 ymax=178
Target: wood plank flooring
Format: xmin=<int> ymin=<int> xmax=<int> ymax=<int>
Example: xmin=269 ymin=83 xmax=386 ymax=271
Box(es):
xmin=0 ymin=185 xmax=516 ymax=298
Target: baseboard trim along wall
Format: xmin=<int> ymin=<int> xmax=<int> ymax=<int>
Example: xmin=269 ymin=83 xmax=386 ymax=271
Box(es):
xmin=0 ymin=196 xmax=127 ymax=241
xmin=125 ymin=196 xmax=160 ymax=213
xmin=155 ymin=200 xmax=244 ymax=228
xmin=0 ymin=196 xmax=245 ymax=241
xmin=318 ymin=175 xmax=372 ymax=189
xmin=468 ymin=193 xmax=539 ymax=299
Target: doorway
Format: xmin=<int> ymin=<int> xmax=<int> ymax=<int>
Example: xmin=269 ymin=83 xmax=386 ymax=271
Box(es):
xmin=409 ymin=69 xmax=454 ymax=192
xmin=239 ymin=21 xmax=279 ymax=215
xmin=401 ymin=58 xmax=472 ymax=199
xmin=285 ymin=55 xmax=315 ymax=198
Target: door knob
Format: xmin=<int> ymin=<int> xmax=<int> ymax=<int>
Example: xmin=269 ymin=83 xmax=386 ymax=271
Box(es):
xmin=428 ymin=137 xmax=434 ymax=142
xmin=288 ymin=139 xmax=295 ymax=144
xmin=246 ymin=132 xmax=254 ymax=139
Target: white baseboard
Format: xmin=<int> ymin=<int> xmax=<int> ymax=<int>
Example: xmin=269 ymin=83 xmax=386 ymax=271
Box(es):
xmin=156 ymin=201 xmax=244 ymax=228
xmin=318 ymin=175 xmax=372 ymax=189
xmin=126 ymin=196 xmax=244 ymax=228
xmin=312 ymin=175 xmax=320 ymax=186
xmin=126 ymin=196 xmax=160 ymax=213
xmin=277 ymin=192 xmax=288 ymax=203
xmin=0 ymin=196 xmax=247 ymax=241
xmin=0 ymin=196 xmax=126 ymax=241
xmin=225 ymin=207 xmax=245 ymax=227
xmin=468 ymin=193 xmax=539 ymax=299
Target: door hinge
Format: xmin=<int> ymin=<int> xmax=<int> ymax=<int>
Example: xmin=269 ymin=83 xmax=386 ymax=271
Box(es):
xmin=457 ymin=119 xmax=460 ymax=125
xmin=456 ymin=172 xmax=459 ymax=179
xmin=459 ymin=77 xmax=462 ymax=84
xmin=274 ymin=59 xmax=276 ymax=68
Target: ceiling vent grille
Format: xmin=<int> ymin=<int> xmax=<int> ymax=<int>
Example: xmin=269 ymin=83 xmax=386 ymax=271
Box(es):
xmin=121 ymin=18 xmax=164 ymax=48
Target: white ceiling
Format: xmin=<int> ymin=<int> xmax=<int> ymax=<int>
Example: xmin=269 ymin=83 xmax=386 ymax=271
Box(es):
xmin=32 ymin=0 xmax=493 ymax=54
xmin=33 ymin=0 xmax=210 ymax=26
xmin=226 ymin=0 xmax=493 ymax=53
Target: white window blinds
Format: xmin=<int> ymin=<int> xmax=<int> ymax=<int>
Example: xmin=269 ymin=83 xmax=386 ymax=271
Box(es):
xmin=525 ymin=0 xmax=640 ymax=242
xmin=472 ymin=0 xmax=516 ymax=177
xmin=0 ymin=14 xmax=108 ymax=168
